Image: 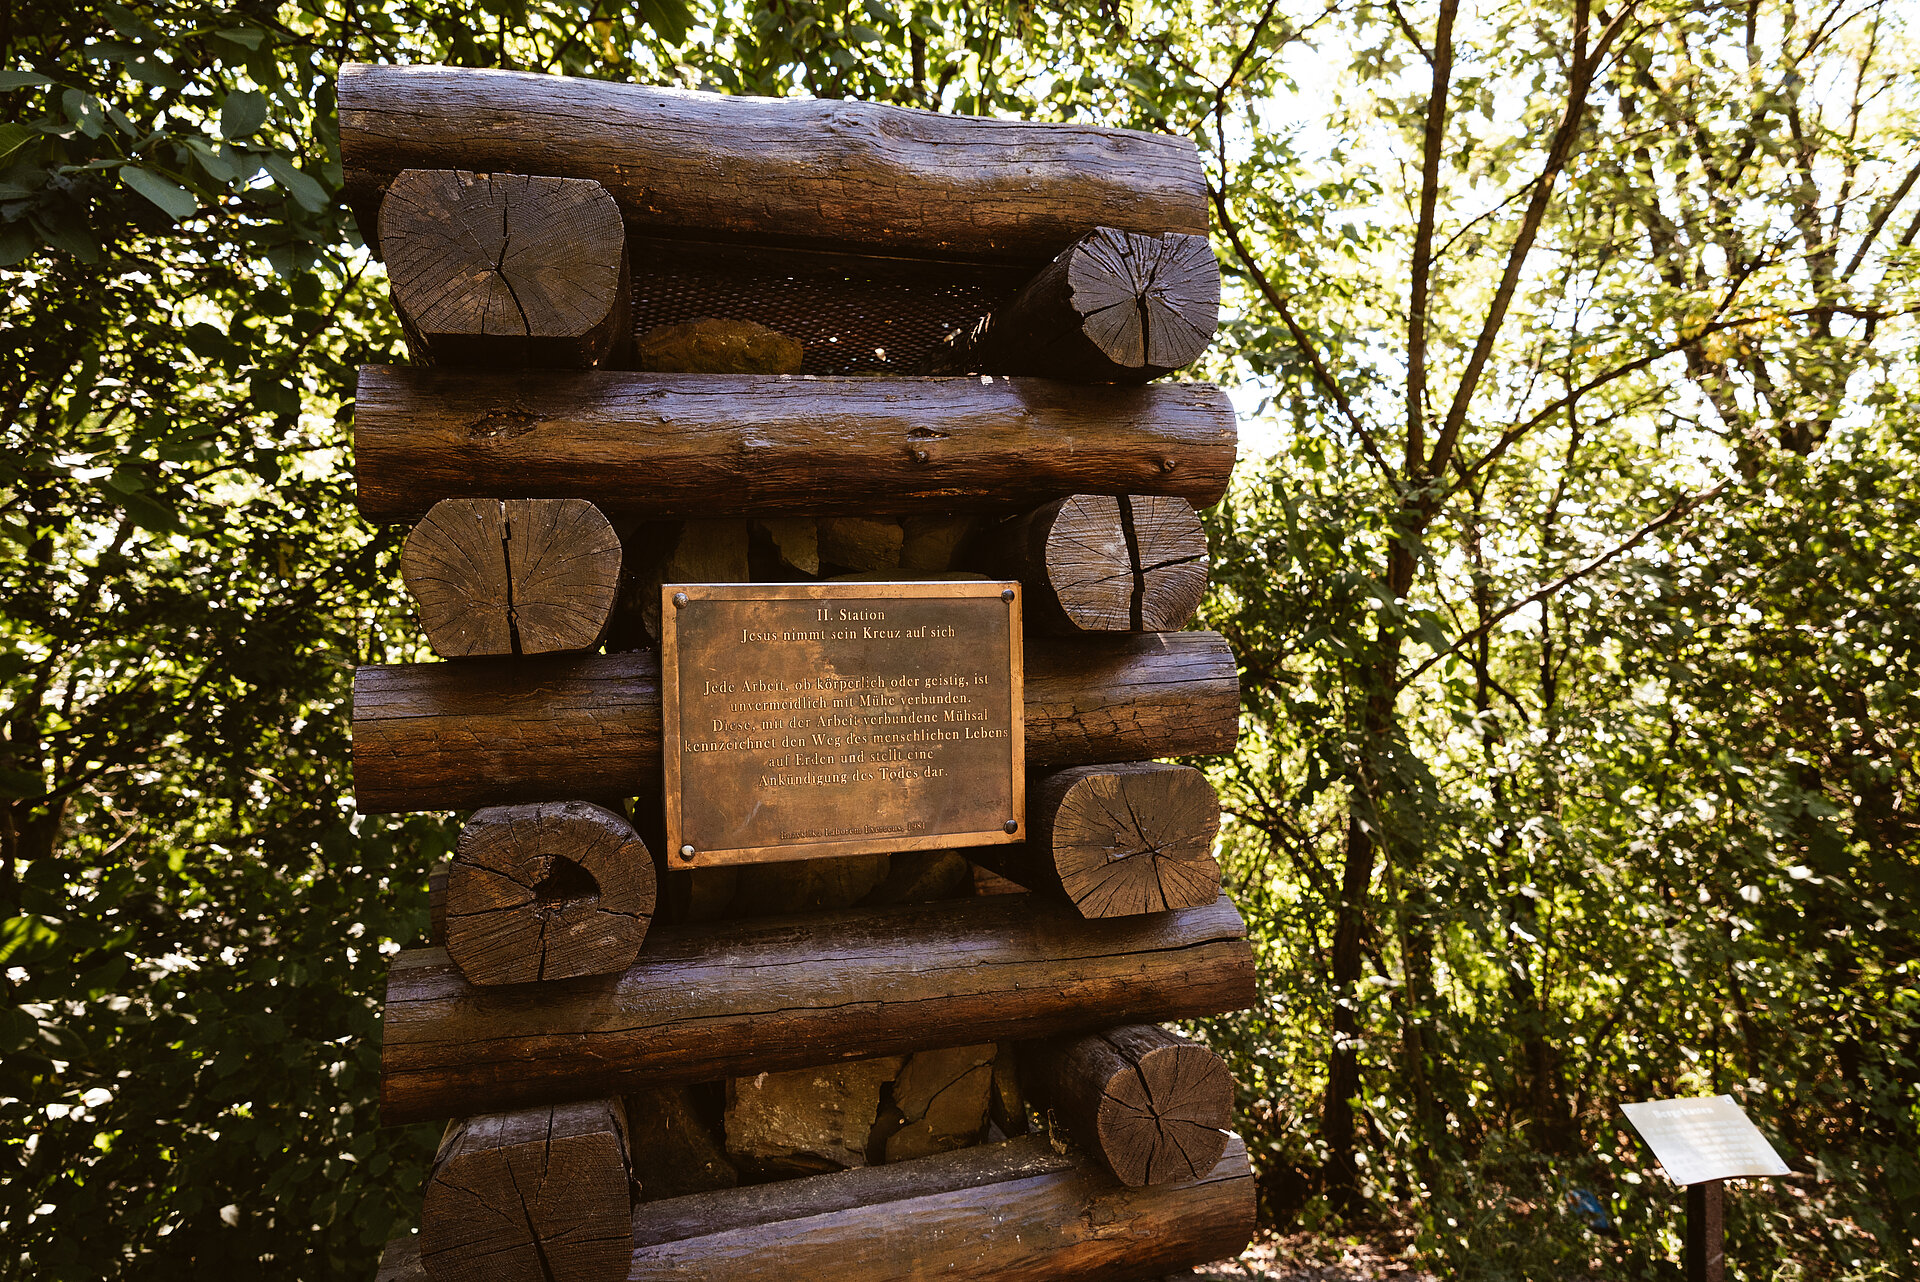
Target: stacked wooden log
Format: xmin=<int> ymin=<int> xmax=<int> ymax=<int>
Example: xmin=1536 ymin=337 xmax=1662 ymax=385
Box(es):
xmin=341 ymin=61 xmax=1253 ymax=1282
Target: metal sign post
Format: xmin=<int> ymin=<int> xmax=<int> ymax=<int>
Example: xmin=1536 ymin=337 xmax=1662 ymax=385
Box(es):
xmin=1621 ymin=1095 xmax=1791 ymax=1282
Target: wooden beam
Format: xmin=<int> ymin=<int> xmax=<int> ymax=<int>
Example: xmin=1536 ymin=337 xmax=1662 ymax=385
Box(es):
xmin=380 ymin=892 xmax=1254 ymax=1125
xmin=350 ymin=367 xmax=1237 ymax=524
xmin=339 ymin=63 xmax=1207 ymax=266
xmin=927 ymin=229 xmax=1219 ymax=383
xmin=402 ymin=498 xmax=622 ymax=657
xmin=419 ymin=1098 xmax=631 ymax=1282
xmin=380 ymin=1133 xmax=1253 ymax=1282
xmin=350 ymin=631 xmax=1239 ymax=813
xmin=378 ymin=169 xmax=629 ymax=368
xmin=1025 ymin=1025 xmax=1234 ymax=1188
xmin=967 ymin=763 xmax=1223 ymax=918
xmin=446 ymin=802 xmax=656 ymax=986
xmin=962 ymin=494 xmax=1209 ymax=633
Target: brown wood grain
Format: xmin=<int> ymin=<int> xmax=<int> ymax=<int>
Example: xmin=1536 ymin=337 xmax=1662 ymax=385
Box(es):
xmin=350 ymin=632 xmax=1239 ymax=813
xmin=927 ymin=229 xmax=1220 ymax=383
xmin=350 ymin=366 xmax=1237 ymax=523
xmin=447 ymin=802 xmax=656 ymax=986
xmin=380 ymin=892 xmax=1255 ymax=1125
xmin=964 ymin=494 xmax=1209 ymax=633
xmin=402 ymin=498 xmax=622 ymax=657
xmin=1026 ymin=1024 xmax=1234 ymax=1188
xmin=339 ymin=63 xmax=1207 ymax=266
xmin=378 ymin=1132 xmax=1253 ymax=1281
xmin=419 ymin=1097 xmax=631 ymax=1282
xmin=968 ymin=763 xmax=1223 ymax=918
xmin=379 ymin=169 xmax=629 ymax=369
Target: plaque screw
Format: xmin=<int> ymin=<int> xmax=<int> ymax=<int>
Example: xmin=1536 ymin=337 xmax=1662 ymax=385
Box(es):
xmin=1160 ymin=457 xmax=1178 ymax=472
xmin=672 ymin=592 xmax=689 ymax=608
xmin=679 ymin=844 xmax=696 ymax=861
xmin=1001 ymin=588 xmax=1015 ymax=602
xmin=1004 ymin=820 xmax=1019 ymax=834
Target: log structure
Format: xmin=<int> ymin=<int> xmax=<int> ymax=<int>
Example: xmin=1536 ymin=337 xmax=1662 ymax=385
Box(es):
xmin=352 ymin=366 xmax=1237 ymax=523
xmin=340 ymin=63 xmax=1207 ymax=265
xmin=1025 ymin=1025 xmax=1235 ymax=1189
xmin=445 ymin=801 xmax=656 ymax=985
xmin=380 ymin=1133 xmax=1254 ymax=1282
xmin=968 ymin=763 xmax=1223 ymax=918
xmin=380 ymin=892 xmax=1254 ymax=1125
xmin=419 ymin=1097 xmax=632 ymax=1282
xmin=401 ymin=497 xmax=621 ymax=657
xmin=927 ymin=229 xmax=1220 ymax=383
xmin=379 ymin=169 xmax=630 ymax=369
xmin=339 ymin=60 xmax=1260 ymax=1281
xmin=963 ymin=493 xmax=1209 ymax=633
xmin=350 ymin=631 xmax=1239 ymax=813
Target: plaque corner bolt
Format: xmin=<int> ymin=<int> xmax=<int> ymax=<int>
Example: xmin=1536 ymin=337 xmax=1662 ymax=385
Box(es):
xmin=679 ymin=844 xmax=697 ymax=861
xmin=672 ymin=592 xmax=689 ymax=608
xmin=1001 ymin=588 xmax=1015 ymax=602
xmin=1003 ymin=819 xmax=1019 ymax=834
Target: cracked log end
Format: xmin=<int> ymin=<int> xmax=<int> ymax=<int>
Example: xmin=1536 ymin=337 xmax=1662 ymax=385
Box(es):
xmin=1030 ymin=1023 xmax=1234 ymax=1189
xmin=964 ymin=494 xmax=1208 ymax=634
xmin=379 ymin=168 xmax=630 ymax=368
xmin=402 ymin=498 xmax=621 ymax=658
xmin=446 ymin=801 xmax=656 ymax=986
xmin=1047 ymin=762 xmax=1222 ymax=918
xmin=419 ymin=1097 xmax=632 ymax=1282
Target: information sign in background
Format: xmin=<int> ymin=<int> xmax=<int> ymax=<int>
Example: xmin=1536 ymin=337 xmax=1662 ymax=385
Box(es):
xmin=662 ymin=581 xmax=1024 ymax=868
xmin=1620 ymin=1095 xmax=1792 ymax=1186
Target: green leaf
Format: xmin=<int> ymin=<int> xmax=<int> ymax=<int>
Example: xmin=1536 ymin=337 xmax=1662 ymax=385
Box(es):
xmin=122 ymin=166 xmax=198 ymax=220
xmin=222 ymin=90 xmax=269 ymax=142
xmin=0 ymin=71 xmax=53 ymax=90
xmin=262 ymin=154 xmax=327 ymax=212
xmin=636 ymin=0 xmax=693 ymax=45
xmin=216 ymin=26 xmax=265 ymax=49
xmin=0 ymin=123 xmax=35 ymax=167
xmin=118 ymin=489 xmax=180 ymax=534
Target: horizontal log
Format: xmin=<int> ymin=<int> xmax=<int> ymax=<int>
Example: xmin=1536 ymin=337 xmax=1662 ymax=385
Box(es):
xmin=351 ymin=366 xmax=1237 ymax=524
xmin=1025 ymin=1024 xmax=1234 ymax=1188
xmin=339 ymin=63 xmax=1207 ymax=265
xmin=968 ymin=763 xmax=1223 ymax=918
xmin=380 ymin=891 xmax=1255 ymax=1125
xmin=420 ymin=1098 xmax=631 ymax=1282
xmin=378 ymin=1133 xmax=1253 ymax=1282
xmin=351 ymin=632 xmax=1239 ymax=813
xmin=379 ymin=169 xmax=629 ymax=369
xmin=926 ymin=229 xmax=1220 ymax=383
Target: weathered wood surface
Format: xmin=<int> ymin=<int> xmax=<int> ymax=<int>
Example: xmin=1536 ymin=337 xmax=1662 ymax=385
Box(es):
xmin=927 ymin=229 xmax=1219 ymax=383
xmin=380 ymin=892 xmax=1254 ymax=1125
xmin=419 ymin=1097 xmax=631 ymax=1282
xmin=1027 ymin=1025 xmax=1234 ymax=1188
xmin=351 ymin=632 xmax=1239 ymax=812
xmin=964 ymin=494 xmax=1208 ymax=633
xmin=339 ymin=63 xmax=1207 ymax=265
xmin=379 ymin=169 xmax=629 ymax=368
xmin=447 ymin=802 xmax=656 ymax=986
xmin=969 ymin=763 xmax=1222 ymax=918
xmin=403 ymin=498 xmax=621 ymax=657
xmin=351 ymin=367 xmax=1237 ymax=523
xmin=378 ymin=1133 xmax=1254 ymax=1282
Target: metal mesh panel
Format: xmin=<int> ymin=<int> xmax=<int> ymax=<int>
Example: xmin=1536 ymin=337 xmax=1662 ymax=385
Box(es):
xmin=629 ymin=238 xmax=1028 ymax=376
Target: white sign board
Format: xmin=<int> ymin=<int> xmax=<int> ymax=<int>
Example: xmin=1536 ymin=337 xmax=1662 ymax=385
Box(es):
xmin=1620 ymin=1095 xmax=1792 ymax=1186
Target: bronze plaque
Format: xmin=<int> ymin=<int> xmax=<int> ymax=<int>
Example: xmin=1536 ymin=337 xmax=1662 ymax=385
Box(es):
xmin=661 ymin=581 xmax=1024 ymax=868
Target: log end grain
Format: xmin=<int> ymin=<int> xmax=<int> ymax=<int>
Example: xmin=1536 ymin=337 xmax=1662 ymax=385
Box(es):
xmin=447 ymin=801 xmax=656 ymax=986
xmin=1047 ymin=762 xmax=1223 ymax=918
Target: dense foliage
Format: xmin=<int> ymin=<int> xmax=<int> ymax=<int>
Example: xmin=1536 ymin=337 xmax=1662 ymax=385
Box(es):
xmin=1 ymin=0 xmax=1913 ymax=1277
